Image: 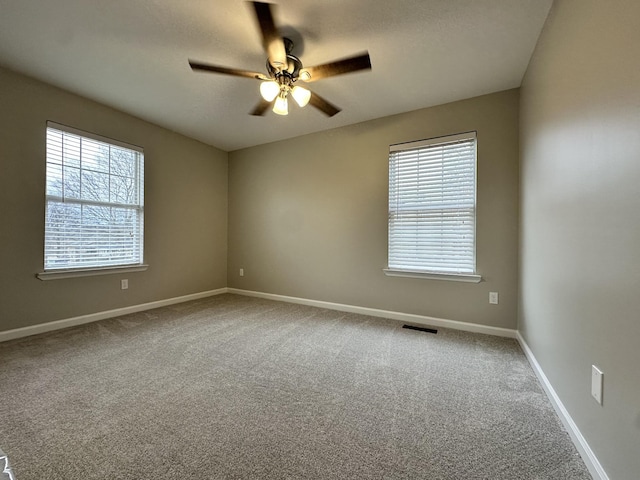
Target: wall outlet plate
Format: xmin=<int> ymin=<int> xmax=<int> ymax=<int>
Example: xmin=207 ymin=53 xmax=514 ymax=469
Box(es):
xmin=121 ymin=279 xmax=129 ymax=290
xmin=489 ymin=292 xmax=499 ymax=304
xmin=591 ymin=365 xmax=603 ymax=405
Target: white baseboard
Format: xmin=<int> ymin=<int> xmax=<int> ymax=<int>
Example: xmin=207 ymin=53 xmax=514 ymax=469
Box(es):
xmin=228 ymin=288 xmax=517 ymax=338
xmin=0 ymin=288 xmax=228 ymax=343
xmin=1 ymin=287 xmax=515 ymax=343
xmin=517 ymin=332 xmax=609 ymax=480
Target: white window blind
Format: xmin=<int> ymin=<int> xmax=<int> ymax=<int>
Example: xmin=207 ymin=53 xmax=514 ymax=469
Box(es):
xmin=44 ymin=122 xmax=144 ymax=271
xmin=388 ymin=131 xmax=477 ymax=276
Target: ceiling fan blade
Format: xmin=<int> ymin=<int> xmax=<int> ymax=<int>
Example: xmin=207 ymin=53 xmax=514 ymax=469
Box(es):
xmin=250 ymin=98 xmax=273 ymax=116
xmin=308 ymin=91 xmax=341 ymax=117
xmin=251 ymin=1 xmax=287 ymax=69
xmin=302 ymin=52 xmax=371 ymax=82
xmin=189 ymin=60 xmax=268 ymax=80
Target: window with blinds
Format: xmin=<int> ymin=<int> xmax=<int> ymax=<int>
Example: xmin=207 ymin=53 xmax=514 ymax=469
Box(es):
xmin=387 ymin=131 xmax=477 ymax=278
xmin=44 ymin=122 xmax=144 ymax=271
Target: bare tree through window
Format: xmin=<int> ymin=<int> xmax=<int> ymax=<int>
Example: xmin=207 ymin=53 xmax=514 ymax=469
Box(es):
xmin=44 ymin=123 xmax=144 ymax=270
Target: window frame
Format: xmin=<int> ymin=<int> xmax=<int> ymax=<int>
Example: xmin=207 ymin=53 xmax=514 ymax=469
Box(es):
xmin=384 ymin=131 xmax=481 ymax=283
xmin=37 ymin=122 xmax=147 ymax=280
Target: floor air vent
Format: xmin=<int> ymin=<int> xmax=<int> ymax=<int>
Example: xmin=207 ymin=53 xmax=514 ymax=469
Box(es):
xmin=402 ymin=324 xmax=438 ymax=334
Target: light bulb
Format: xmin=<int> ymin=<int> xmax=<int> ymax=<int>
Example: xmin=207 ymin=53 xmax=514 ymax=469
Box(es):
xmin=291 ymin=86 xmax=311 ymax=107
xmin=260 ymin=81 xmax=280 ymax=102
xmin=273 ymin=95 xmax=288 ymax=115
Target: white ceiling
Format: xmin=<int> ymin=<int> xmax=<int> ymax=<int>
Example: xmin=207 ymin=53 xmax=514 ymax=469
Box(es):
xmin=0 ymin=0 xmax=553 ymax=152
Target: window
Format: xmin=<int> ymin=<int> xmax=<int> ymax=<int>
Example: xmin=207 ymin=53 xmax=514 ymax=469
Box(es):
xmin=385 ymin=131 xmax=480 ymax=282
xmin=42 ymin=122 xmax=145 ymax=275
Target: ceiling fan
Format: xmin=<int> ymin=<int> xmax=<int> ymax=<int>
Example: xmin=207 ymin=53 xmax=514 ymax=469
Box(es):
xmin=188 ymin=1 xmax=372 ymax=117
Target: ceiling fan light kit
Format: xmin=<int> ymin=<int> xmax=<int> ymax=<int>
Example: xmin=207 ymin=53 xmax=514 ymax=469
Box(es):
xmin=189 ymin=1 xmax=372 ymax=117
xmin=259 ymin=75 xmax=311 ymax=114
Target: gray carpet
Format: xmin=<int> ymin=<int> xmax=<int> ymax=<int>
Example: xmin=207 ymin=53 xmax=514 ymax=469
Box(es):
xmin=0 ymin=294 xmax=591 ymax=479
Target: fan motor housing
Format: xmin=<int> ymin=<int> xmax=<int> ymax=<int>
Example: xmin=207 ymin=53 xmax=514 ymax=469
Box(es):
xmin=267 ymin=38 xmax=303 ymax=82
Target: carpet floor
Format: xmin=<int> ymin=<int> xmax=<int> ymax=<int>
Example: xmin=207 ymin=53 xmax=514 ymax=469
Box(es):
xmin=0 ymin=294 xmax=591 ymax=479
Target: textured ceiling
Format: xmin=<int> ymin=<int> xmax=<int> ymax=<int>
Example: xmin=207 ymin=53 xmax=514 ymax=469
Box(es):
xmin=0 ymin=0 xmax=553 ymax=151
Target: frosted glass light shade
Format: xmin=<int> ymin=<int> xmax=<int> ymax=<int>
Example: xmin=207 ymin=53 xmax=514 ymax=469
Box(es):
xmin=273 ymin=96 xmax=288 ymax=115
xmin=260 ymin=81 xmax=280 ymax=102
xmin=291 ymin=86 xmax=311 ymax=107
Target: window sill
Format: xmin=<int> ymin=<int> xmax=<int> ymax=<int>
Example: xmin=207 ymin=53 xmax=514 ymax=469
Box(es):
xmin=37 ymin=264 xmax=148 ymax=281
xmin=383 ymin=268 xmax=482 ymax=283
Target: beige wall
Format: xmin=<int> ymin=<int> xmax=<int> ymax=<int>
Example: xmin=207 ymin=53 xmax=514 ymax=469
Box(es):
xmin=0 ymin=66 xmax=228 ymax=332
xmin=519 ymin=0 xmax=640 ymax=478
xmin=228 ymin=90 xmax=520 ymax=329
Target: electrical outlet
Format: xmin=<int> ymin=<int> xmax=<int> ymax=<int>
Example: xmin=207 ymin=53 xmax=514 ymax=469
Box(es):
xmin=591 ymin=365 xmax=603 ymax=405
xmin=121 ymin=279 xmax=128 ymax=290
xmin=489 ymin=292 xmax=499 ymax=304
xmin=239 ymin=268 xmax=244 ymax=277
